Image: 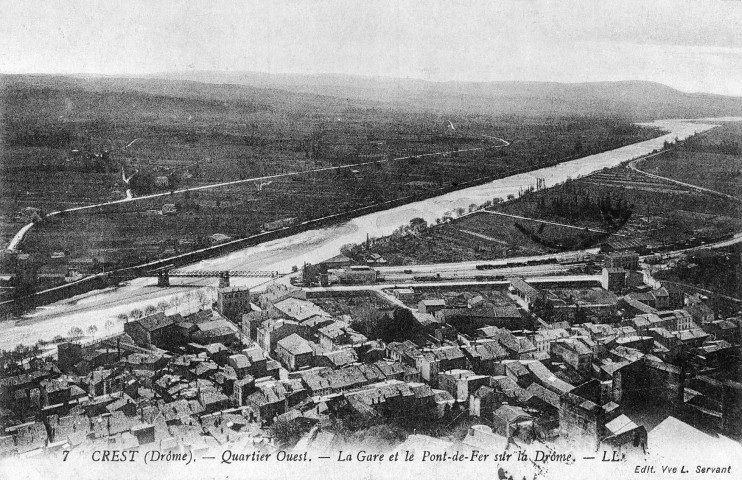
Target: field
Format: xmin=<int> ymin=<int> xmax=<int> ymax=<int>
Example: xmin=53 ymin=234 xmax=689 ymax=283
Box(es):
xmin=640 ymin=122 xmax=742 ymax=199
xmin=358 ymin=125 xmax=742 ymax=266
xmin=0 ymin=74 xmax=662 ymax=293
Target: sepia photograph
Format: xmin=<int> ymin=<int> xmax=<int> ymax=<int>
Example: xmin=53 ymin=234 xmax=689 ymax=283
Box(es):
xmin=0 ymin=1 xmax=741 ymax=479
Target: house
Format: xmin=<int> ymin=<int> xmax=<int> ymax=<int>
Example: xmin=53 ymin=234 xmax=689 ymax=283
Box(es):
xmin=318 ymin=254 xmax=353 ymax=270
xmin=198 ymin=391 xmax=230 ymax=414
xmin=461 ymin=340 xmax=508 ymax=375
xmin=602 ymin=414 xmax=647 ymax=452
xmin=600 ymin=238 xmax=648 ymax=254
xmin=468 ymin=386 xmax=497 ymax=418
xmin=344 ymin=380 xmax=437 ymax=420
xmin=386 ymin=341 xmax=422 ymax=367
xmin=191 ymin=318 xmax=240 ymax=346
xmin=204 ymin=343 xmax=232 ymax=365
xmin=120 ymin=353 xmax=168 ymax=371
xmin=620 ymin=296 xmax=658 ymax=316
xmin=216 ymin=286 xmax=251 ymax=321
xmin=509 ymin=278 xmax=543 ymax=307
xmin=244 ymin=380 xmax=307 ymax=424
xmin=601 ymin=268 xmax=626 ymax=292
xmin=257 ymin=319 xmax=313 ymax=354
xmin=530 ymin=328 xmax=570 ymax=353
xmin=269 ymin=297 xmax=329 ymax=323
xmin=315 ymin=349 xmax=358 ymax=369
xmin=233 ymin=376 xmax=256 ymax=406
xmin=276 ymin=334 xmax=314 ymax=371
xmin=652 ymin=287 xmax=670 ymax=310
xmin=686 ymin=303 xmax=715 ymax=325
xmin=526 ymin=361 xmax=575 ymax=395
xmin=258 ymin=283 xmax=307 ymax=310
xmin=492 ymin=405 xmax=533 ymax=439
xmin=333 ymin=265 xmax=377 ymax=284
xmin=559 ymin=392 xmax=608 ymax=449
xmin=189 ymin=361 xmax=219 ymax=379
xmin=243 ymin=346 xmax=268 ymax=378
xmin=605 ymin=251 xmax=640 ymax=270
xmin=226 ymin=354 xmax=252 ymax=379
xmin=704 ymin=319 xmax=740 ymax=344
xmin=551 ymin=339 xmax=593 ymax=375
xmin=493 ymin=329 xmax=537 ymax=359
xmin=161 ymin=203 xmax=177 ymax=215
xmin=437 ymin=369 xmax=489 ymax=402
xmin=316 ymin=322 xmax=367 ymax=351
xmin=39 ymin=379 xmax=72 ymax=407
xmin=124 ymin=313 xmax=177 ymax=348
xmin=106 ymin=394 xmax=137 ymax=416
xmin=392 ymin=288 xmax=415 ymax=301
xmin=418 ymin=299 xmax=446 ymax=315
xmin=657 ymin=309 xmax=694 ymax=331
xmin=439 ymin=303 xmax=525 ymax=330
xmin=372 ymin=360 xmax=420 ymax=383
xmin=242 ymin=310 xmax=268 ymax=341
xmin=85 ymin=369 xmax=126 ymax=397
xmin=416 ymin=345 xmax=467 ymax=386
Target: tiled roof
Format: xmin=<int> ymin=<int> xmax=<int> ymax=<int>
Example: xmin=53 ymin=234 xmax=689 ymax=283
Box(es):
xmin=135 ymin=312 xmax=174 ymax=332
xmin=278 ymin=334 xmax=313 ymax=356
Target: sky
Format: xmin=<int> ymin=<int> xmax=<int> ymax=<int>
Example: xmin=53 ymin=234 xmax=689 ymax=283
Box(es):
xmin=2 ymin=0 xmax=742 ymax=95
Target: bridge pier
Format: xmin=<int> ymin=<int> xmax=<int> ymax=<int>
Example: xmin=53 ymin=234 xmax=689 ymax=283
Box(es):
xmin=219 ymin=272 xmax=230 ymax=288
xmin=157 ymin=271 xmax=170 ymax=287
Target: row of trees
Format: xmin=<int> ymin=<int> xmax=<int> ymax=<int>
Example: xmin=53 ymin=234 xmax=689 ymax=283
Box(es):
xmin=115 ymin=289 xmax=213 ymax=323
xmin=534 ymin=191 xmax=633 ymax=228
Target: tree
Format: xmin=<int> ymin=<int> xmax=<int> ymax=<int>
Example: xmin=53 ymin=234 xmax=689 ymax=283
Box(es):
xmin=529 ymin=297 xmax=555 ymax=322
xmin=302 ymin=263 xmax=321 ymax=286
xmin=144 ymin=305 xmax=157 ymax=316
xmin=157 ymin=300 xmax=169 ymax=312
xmin=409 ymin=217 xmax=428 ymax=232
xmin=104 ymin=320 xmax=114 ymax=331
xmin=87 ymin=325 xmax=98 ymax=336
xmin=117 ymin=313 xmax=129 ymax=323
xmin=271 ymin=416 xmax=311 ymax=447
xmin=196 ymin=290 xmax=210 ymax=309
xmin=351 ymin=307 xmax=421 ymax=343
xmin=169 ymin=296 xmax=181 ymax=312
xmin=68 ymin=327 xmax=84 ymax=338
xmin=130 ymin=308 xmax=143 ymax=319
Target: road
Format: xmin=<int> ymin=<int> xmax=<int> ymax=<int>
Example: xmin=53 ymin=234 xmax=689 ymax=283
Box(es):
xmin=475 ymin=210 xmax=616 ymax=235
xmin=5 ymin=134 xmax=509 ymax=251
xmin=378 ymin=264 xmax=580 ymax=282
xmin=306 ymin=274 xmax=600 ymax=294
xmin=629 ymin=155 xmax=742 ymax=205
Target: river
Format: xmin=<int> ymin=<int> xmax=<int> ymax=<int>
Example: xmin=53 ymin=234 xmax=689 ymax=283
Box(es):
xmin=0 ymin=117 xmax=735 ymax=350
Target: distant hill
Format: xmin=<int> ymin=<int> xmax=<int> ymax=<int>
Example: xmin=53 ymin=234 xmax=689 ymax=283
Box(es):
xmin=4 ymin=71 xmax=742 ymax=121
xmin=151 ymin=70 xmax=742 ymax=120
